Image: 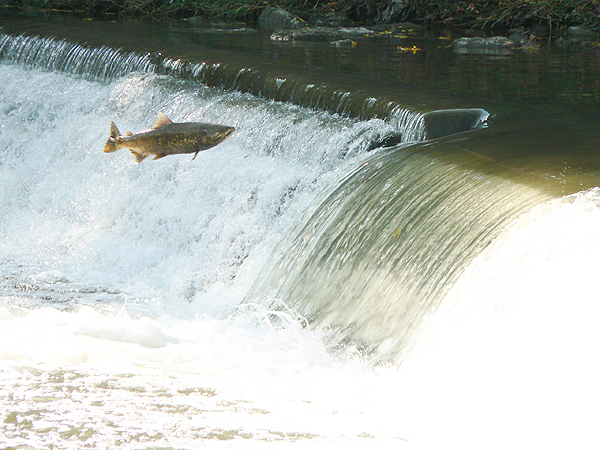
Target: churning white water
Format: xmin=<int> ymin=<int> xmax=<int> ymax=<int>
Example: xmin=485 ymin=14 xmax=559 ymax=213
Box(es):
xmin=1 ymin=62 xmax=599 ymax=449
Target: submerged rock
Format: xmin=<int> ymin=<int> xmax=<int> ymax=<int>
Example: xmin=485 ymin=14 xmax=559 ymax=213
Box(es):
xmin=330 ymin=39 xmax=356 ymax=47
xmin=508 ymin=29 xmax=540 ymax=51
xmin=338 ymin=27 xmax=379 ymax=38
xmin=271 ymin=27 xmax=343 ymax=42
xmin=452 ymin=36 xmax=514 ymax=54
xmin=190 ymin=27 xmax=258 ymax=35
xmin=271 ymin=27 xmax=378 ymax=43
xmin=258 ymin=7 xmax=305 ymax=31
xmin=367 ymin=132 xmax=404 ymax=151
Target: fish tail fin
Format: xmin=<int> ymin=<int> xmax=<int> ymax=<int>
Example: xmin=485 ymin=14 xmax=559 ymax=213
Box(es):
xmin=103 ymin=121 xmax=121 ymax=153
xmin=103 ymin=138 xmax=117 ymax=153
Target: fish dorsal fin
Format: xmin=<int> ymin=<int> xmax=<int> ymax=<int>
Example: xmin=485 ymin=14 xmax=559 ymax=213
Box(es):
xmin=152 ymin=112 xmax=173 ymax=129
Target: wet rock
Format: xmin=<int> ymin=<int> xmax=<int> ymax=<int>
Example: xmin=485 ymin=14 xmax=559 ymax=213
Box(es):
xmin=330 ymin=39 xmax=356 ymax=47
xmin=258 ymin=7 xmax=305 ymax=31
xmin=452 ymin=36 xmax=514 ymax=55
xmin=567 ymin=25 xmax=597 ymax=39
xmin=185 ymin=16 xmax=210 ymax=26
xmin=557 ymin=25 xmax=599 ymax=47
xmin=367 ymin=132 xmax=404 ymax=151
xmin=190 ymin=27 xmax=257 ymax=35
xmin=508 ymin=28 xmax=539 ymax=50
xmin=422 ymin=109 xmax=489 ymax=140
xmin=271 ymin=26 xmax=377 ymax=43
xmin=508 ymin=28 xmax=530 ymax=46
xmin=311 ymin=13 xmax=352 ymax=28
xmin=271 ymin=28 xmax=343 ymax=42
xmin=338 ymin=27 xmax=379 ymax=38
xmin=183 ymin=17 xmax=257 ymax=34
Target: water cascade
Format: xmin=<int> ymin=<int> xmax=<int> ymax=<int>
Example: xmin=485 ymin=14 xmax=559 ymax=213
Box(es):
xmin=0 ymin=33 xmax=421 ymax=130
xmin=0 ymin=31 xmax=490 ymax=143
xmin=247 ymin=138 xmax=555 ymax=360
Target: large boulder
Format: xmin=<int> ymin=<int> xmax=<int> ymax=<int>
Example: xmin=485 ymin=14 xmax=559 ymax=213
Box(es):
xmin=258 ymin=7 xmax=305 ymax=30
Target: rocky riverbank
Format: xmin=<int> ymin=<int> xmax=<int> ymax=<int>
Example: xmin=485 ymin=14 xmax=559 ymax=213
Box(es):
xmin=3 ymin=0 xmax=600 ymax=49
xmin=4 ymin=0 xmax=600 ymax=33
xmin=253 ymin=5 xmax=600 ymax=51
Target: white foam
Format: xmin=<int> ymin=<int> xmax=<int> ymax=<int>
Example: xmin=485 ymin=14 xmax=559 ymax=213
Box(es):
xmin=0 ymin=64 xmax=407 ymax=449
xmin=0 ymin=66 xmax=395 ymax=318
xmin=398 ymin=189 xmax=600 ymax=449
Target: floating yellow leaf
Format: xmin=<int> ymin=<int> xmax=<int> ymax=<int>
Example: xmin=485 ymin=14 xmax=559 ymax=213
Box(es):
xmin=397 ymin=46 xmax=421 ymax=54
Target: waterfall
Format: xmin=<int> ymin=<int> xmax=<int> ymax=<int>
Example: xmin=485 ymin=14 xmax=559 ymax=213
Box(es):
xmin=246 ymin=137 xmax=556 ymax=361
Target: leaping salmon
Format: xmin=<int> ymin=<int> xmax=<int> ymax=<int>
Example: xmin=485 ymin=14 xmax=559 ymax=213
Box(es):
xmin=103 ymin=112 xmax=235 ymax=163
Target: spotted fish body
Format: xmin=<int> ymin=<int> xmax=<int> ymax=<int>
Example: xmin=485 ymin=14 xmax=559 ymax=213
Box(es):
xmin=103 ymin=112 xmax=235 ymax=163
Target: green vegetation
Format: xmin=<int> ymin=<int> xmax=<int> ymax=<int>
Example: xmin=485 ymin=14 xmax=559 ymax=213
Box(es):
xmin=7 ymin=0 xmax=600 ymax=31
xmin=409 ymin=0 xmax=600 ymax=30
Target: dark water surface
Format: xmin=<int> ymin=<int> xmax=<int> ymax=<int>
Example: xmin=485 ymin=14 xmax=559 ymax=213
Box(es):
xmin=3 ymin=13 xmax=600 ymax=108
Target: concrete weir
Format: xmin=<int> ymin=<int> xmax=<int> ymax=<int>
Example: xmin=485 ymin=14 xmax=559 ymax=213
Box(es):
xmin=0 ymin=17 xmax=492 ymax=146
xmin=423 ymin=108 xmax=490 ymax=140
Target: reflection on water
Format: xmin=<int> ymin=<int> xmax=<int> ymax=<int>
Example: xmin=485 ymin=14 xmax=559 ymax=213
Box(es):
xmin=2 ymin=13 xmax=600 ymax=109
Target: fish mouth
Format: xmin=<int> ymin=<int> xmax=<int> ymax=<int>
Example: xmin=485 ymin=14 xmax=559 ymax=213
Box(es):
xmin=216 ymin=126 xmax=235 ymax=142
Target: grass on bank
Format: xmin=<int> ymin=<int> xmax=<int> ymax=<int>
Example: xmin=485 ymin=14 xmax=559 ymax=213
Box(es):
xmin=410 ymin=0 xmax=600 ymax=30
xmin=8 ymin=0 xmax=600 ymax=31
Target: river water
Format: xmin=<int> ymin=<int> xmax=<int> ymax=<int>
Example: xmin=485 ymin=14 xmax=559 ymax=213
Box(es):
xmin=1 ymin=13 xmax=600 ymax=449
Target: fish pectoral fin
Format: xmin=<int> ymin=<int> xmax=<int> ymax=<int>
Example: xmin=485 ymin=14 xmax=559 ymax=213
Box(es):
xmin=152 ymin=154 xmax=166 ymax=160
xmin=191 ymin=151 xmax=200 ymax=160
xmin=152 ymin=112 xmax=173 ymax=129
xmin=130 ymin=150 xmax=148 ymax=163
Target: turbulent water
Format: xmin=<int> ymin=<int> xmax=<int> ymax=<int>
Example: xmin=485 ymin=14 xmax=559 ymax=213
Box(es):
xmin=1 ymin=29 xmax=600 ymax=450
